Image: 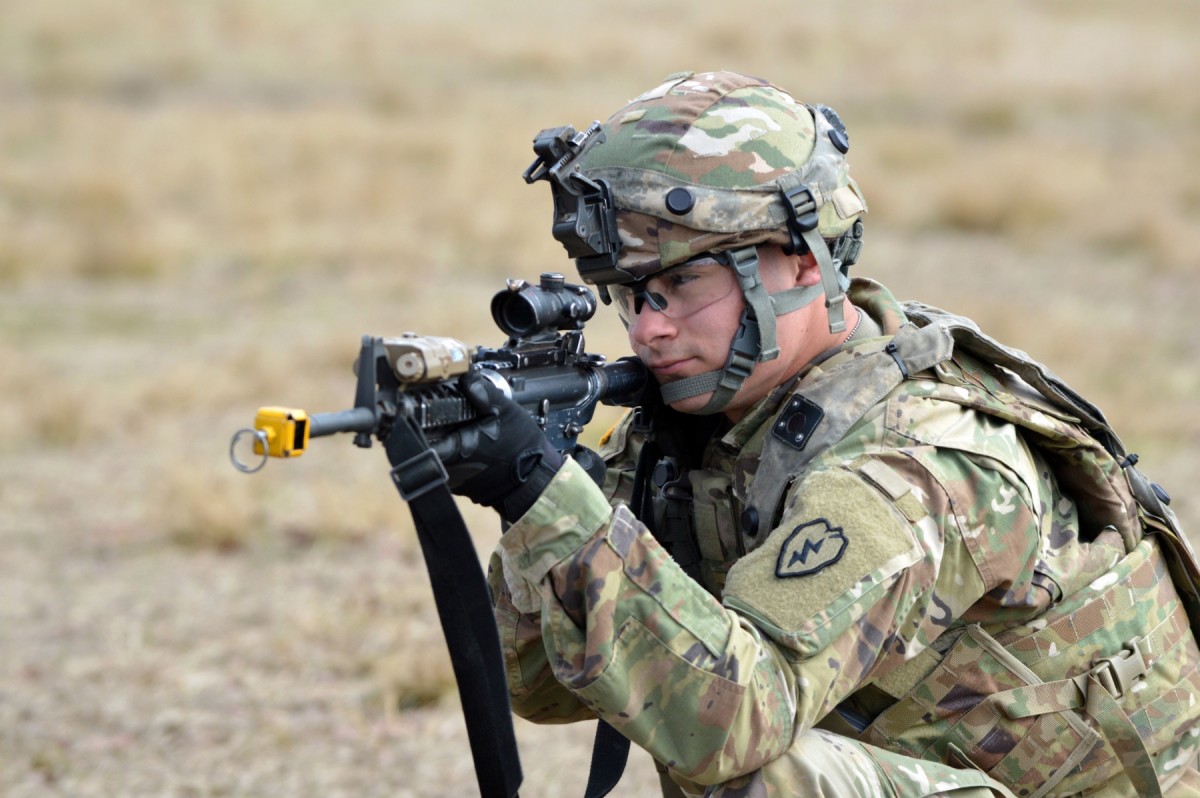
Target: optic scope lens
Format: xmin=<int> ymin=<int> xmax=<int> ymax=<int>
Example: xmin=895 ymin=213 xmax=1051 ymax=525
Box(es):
xmin=491 ymin=274 xmax=596 ymax=338
xmin=495 ymin=295 xmax=541 ymax=337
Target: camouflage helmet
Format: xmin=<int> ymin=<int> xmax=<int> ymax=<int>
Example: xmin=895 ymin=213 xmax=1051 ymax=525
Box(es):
xmin=524 ymin=71 xmax=869 ymax=414
xmin=581 ymin=70 xmax=868 ymax=279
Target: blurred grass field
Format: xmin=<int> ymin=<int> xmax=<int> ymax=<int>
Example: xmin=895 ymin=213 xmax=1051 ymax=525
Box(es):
xmin=1 ymin=1 xmax=1198 ymax=795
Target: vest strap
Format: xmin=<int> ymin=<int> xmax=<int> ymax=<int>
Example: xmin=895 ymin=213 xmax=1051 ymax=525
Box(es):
xmin=743 ymin=321 xmax=945 ymax=528
xmin=992 ymin=639 xmax=1151 ymax=721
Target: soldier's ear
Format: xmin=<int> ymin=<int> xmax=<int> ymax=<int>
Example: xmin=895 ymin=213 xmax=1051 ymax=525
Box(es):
xmin=793 ymin=251 xmax=822 ymax=288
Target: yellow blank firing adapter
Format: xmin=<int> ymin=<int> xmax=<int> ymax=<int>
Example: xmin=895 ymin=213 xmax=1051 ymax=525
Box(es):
xmin=230 ymin=406 xmax=310 ymax=473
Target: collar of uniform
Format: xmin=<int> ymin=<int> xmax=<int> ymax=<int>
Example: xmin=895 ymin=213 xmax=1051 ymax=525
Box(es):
xmin=807 ymin=277 xmax=906 ymax=371
xmin=846 ymin=277 xmax=908 ymax=336
xmin=713 ymin=374 xmax=799 ymax=451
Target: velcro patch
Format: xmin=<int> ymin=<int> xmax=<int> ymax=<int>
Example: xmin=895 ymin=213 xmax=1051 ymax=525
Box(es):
xmin=723 ymin=468 xmax=922 ymax=650
xmin=830 ymin=183 xmax=867 ymax=219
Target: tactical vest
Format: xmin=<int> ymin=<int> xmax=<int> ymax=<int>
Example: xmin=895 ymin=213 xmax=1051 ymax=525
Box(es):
xmin=637 ymin=303 xmax=1200 ymax=798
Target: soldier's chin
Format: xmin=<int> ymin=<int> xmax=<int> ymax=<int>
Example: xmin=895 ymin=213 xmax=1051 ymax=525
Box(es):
xmin=665 ymin=392 xmax=716 ymax=416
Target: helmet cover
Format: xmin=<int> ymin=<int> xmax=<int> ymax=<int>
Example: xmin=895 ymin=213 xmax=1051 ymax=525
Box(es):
xmin=580 ymin=71 xmax=868 ymax=280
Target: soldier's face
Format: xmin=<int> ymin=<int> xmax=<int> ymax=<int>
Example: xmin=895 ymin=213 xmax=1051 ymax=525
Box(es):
xmin=626 ymin=245 xmax=833 ymax=421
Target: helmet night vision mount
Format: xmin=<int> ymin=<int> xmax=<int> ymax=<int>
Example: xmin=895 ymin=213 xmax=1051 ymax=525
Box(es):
xmin=523 ymin=122 xmax=624 ymax=287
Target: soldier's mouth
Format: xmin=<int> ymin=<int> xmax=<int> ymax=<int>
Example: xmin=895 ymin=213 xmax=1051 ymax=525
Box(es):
xmin=647 ymin=358 xmax=696 ymax=380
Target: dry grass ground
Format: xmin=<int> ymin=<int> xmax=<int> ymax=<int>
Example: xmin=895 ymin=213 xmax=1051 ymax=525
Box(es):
xmin=1 ymin=1 xmax=1198 ymax=795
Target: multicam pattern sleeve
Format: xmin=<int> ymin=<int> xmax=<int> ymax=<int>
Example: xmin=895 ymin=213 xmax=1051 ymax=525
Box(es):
xmin=488 ymin=399 xmax=1050 ymax=786
xmin=489 ymin=459 xmax=779 ymax=780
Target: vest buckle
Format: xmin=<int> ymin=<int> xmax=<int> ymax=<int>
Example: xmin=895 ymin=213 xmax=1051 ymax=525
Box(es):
xmin=1091 ymin=640 xmax=1149 ymax=700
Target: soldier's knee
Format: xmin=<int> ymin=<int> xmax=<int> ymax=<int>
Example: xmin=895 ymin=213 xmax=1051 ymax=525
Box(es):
xmin=705 ymin=729 xmax=891 ymax=798
xmin=704 ymin=729 xmax=1012 ymax=798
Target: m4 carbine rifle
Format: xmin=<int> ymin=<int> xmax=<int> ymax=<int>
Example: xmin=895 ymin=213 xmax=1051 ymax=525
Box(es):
xmin=230 ymin=272 xmax=646 ymax=473
xmin=229 ymin=272 xmax=646 ymax=798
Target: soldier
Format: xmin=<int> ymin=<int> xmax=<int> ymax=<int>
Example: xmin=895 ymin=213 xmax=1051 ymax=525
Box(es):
xmin=386 ymin=71 xmax=1200 ymax=796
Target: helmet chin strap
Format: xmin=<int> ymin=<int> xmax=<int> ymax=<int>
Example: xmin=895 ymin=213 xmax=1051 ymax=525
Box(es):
xmin=657 ymin=234 xmax=850 ymax=415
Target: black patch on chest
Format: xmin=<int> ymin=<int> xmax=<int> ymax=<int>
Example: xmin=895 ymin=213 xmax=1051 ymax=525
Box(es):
xmin=772 ymin=395 xmax=824 ymax=450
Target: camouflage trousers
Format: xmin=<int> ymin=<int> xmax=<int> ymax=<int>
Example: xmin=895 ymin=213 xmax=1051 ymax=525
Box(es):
xmin=697 ymin=729 xmax=1200 ymax=798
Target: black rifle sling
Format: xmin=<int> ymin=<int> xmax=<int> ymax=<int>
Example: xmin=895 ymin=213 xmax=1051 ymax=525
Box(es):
xmin=387 ymin=416 xmax=523 ymax=798
xmin=584 ymin=721 xmax=632 ymax=798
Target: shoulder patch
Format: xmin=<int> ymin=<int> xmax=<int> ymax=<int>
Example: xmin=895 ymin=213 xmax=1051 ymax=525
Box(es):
xmin=723 ymin=467 xmax=924 ymax=652
xmin=776 ymin=519 xmax=847 ymax=578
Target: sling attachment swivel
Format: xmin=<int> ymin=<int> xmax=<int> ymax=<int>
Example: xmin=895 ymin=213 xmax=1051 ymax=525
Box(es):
xmin=389 ymin=447 xmax=449 ymax=501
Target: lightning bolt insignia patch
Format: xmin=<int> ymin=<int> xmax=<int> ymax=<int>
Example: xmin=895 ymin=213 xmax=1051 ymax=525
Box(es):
xmin=776 ymin=519 xmax=848 ymax=578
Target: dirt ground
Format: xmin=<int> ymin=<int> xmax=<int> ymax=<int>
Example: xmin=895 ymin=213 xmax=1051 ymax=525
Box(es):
xmin=2 ymin=1 xmax=1198 ymax=796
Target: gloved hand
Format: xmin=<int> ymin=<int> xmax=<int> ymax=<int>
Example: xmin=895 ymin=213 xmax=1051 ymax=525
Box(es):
xmin=385 ymin=370 xmax=563 ymax=523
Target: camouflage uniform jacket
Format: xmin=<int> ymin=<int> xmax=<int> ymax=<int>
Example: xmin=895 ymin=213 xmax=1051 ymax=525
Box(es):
xmin=486 ymin=278 xmax=1200 ymax=796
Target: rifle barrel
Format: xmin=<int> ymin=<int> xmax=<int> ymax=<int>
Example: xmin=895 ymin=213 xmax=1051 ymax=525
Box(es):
xmin=309 ymin=407 xmax=377 ymax=438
